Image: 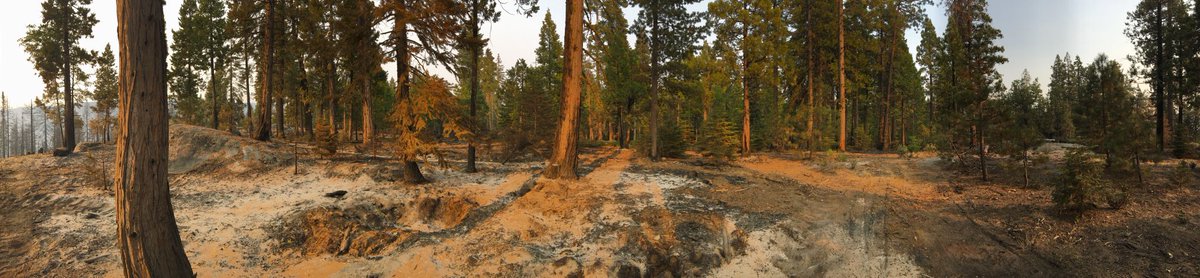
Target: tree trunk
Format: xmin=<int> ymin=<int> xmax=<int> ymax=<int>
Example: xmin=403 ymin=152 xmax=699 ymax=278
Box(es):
xmin=837 ymin=0 xmax=847 ymax=152
xmin=1155 ymin=1 xmax=1166 ymax=151
xmin=741 ymin=25 xmax=752 ymax=156
xmin=254 ymin=0 xmax=275 ymax=141
xmin=361 ymin=77 xmax=373 ymax=146
xmin=244 ymin=52 xmax=253 ymax=135
xmin=57 ymin=0 xmax=76 ymax=156
xmin=465 ymin=0 xmax=481 ymax=173
xmin=114 ymin=0 xmax=194 ymax=275
xmin=394 ymin=0 xmax=427 ymax=183
xmin=210 ymin=58 xmax=219 ymax=130
xmin=545 ymin=0 xmax=584 ymax=180
xmin=649 ymin=11 xmax=660 ymax=160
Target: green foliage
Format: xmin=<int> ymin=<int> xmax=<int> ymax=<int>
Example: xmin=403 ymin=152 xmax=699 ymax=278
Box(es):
xmin=696 ymin=119 xmax=740 ymax=161
xmin=1168 ymin=161 xmax=1197 ymax=188
xmin=1054 ymin=150 xmax=1128 ymax=212
xmin=169 ymin=0 xmax=227 ymax=125
xmin=635 ymin=121 xmax=686 ymax=159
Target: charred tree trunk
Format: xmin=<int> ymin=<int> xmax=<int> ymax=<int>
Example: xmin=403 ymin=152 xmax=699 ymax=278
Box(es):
xmin=545 ymin=0 xmax=584 ymax=180
xmin=465 ymin=0 xmax=482 ymax=173
xmin=114 ymin=0 xmax=194 ymax=275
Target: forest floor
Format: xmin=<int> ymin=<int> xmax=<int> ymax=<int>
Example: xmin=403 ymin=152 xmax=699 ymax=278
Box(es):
xmin=1 ymin=124 xmax=1198 ymax=277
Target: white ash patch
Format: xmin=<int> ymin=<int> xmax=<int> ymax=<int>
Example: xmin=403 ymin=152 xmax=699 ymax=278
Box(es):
xmin=616 ymin=171 xmax=707 ymax=190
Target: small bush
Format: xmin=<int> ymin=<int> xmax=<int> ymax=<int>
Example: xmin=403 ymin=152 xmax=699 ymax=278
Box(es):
xmin=314 ymin=123 xmax=338 ymax=156
xmin=696 ymin=119 xmax=739 ymax=161
xmin=82 ymin=152 xmax=113 ymax=193
xmin=634 ymin=121 xmax=687 ymax=159
xmin=1167 ymin=161 xmax=1197 ymax=188
xmin=1054 ymin=150 xmax=1127 ymax=212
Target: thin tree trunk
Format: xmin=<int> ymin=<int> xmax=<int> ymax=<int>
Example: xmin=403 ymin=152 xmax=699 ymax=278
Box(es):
xmin=465 ymin=0 xmax=481 ymax=173
xmin=649 ymin=11 xmax=660 ymax=160
xmin=57 ymin=0 xmax=76 ymax=156
xmin=838 ymin=0 xmax=847 ymax=152
xmin=114 ymin=0 xmax=194 ymax=275
xmin=741 ymin=24 xmax=751 ymax=156
xmin=545 ymin=0 xmax=584 ymax=180
xmin=210 ymin=58 xmax=219 ymax=130
xmin=361 ymin=77 xmax=373 ymax=146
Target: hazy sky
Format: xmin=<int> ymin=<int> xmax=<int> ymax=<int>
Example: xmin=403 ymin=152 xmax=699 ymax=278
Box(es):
xmin=0 ymin=0 xmax=1138 ymax=106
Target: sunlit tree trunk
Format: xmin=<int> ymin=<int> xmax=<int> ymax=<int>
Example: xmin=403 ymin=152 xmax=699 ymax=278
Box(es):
xmin=545 ymin=0 xmax=584 ymax=180
xmin=114 ymin=0 xmax=193 ymax=275
xmin=254 ymin=0 xmax=275 ymax=141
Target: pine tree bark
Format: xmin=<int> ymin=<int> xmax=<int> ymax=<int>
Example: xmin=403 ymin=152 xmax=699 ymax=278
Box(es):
xmin=394 ymin=0 xmax=428 ymax=184
xmin=361 ymin=77 xmax=373 ymax=146
xmin=114 ymin=0 xmax=194 ymax=275
xmin=741 ymin=24 xmax=751 ymax=156
xmin=649 ymin=11 xmax=661 ymax=160
xmin=57 ymin=0 xmax=76 ymax=156
xmin=804 ymin=0 xmax=815 ymax=156
xmin=210 ymin=57 xmax=219 ymax=130
xmin=838 ymin=0 xmax=847 ymax=152
xmin=255 ymin=0 xmax=275 ymax=141
xmin=465 ymin=0 xmax=482 ymax=173
xmin=545 ymin=0 xmax=584 ymax=180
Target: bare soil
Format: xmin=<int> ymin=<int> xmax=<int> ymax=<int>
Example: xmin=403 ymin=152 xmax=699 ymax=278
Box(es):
xmin=0 ymin=125 xmax=1197 ymax=277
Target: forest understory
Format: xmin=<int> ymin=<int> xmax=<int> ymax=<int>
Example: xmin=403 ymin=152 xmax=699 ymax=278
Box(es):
xmin=1 ymin=125 xmax=1198 ymax=277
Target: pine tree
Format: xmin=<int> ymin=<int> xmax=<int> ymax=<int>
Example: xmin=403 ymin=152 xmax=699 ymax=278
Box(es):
xmin=916 ymin=16 xmax=940 ymax=124
xmin=545 ymin=0 xmax=585 ymax=179
xmin=19 ymin=0 xmax=98 ymax=156
xmin=91 ymin=44 xmax=118 ymax=142
xmin=997 ymin=71 xmax=1046 ymax=187
xmin=255 ymin=0 xmax=278 ymax=141
xmin=113 ymin=0 xmax=194 ymax=275
xmin=631 ymin=0 xmax=705 ymax=160
xmin=459 ymin=0 xmax=501 ymax=173
xmin=938 ymin=0 xmax=1007 ymax=181
xmin=1 ymin=92 xmax=7 ymax=157
xmin=382 ymin=0 xmax=466 ymax=183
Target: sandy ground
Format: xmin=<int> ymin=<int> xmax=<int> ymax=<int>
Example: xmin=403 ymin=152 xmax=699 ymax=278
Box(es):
xmin=1 ymin=125 xmax=1198 ymax=277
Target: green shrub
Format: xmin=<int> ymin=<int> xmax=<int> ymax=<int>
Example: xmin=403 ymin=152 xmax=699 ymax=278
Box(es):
xmin=1054 ymin=150 xmax=1128 ymax=211
xmin=697 ymin=119 xmax=739 ymax=161
xmin=1168 ymin=161 xmax=1197 ymax=188
xmin=634 ymin=121 xmax=687 ymax=159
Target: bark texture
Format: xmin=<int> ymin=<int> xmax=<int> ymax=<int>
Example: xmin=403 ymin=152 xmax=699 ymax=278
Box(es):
xmin=545 ymin=0 xmax=584 ymax=180
xmin=255 ymin=0 xmax=276 ymax=141
xmin=115 ymin=0 xmax=194 ymax=275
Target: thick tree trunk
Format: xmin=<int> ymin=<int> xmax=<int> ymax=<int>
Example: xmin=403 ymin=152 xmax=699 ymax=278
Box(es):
xmin=837 ymin=0 xmax=847 ymax=152
xmin=254 ymin=0 xmax=275 ymax=141
xmin=114 ymin=0 xmax=194 ymax=275
xmin=394 ymin=0 xmax=427 ymax=183
xmin=545 ymin=0 xmax=584 ymax=180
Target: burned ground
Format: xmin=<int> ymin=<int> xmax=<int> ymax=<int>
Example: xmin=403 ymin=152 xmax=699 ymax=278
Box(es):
xmin=0 ymin=125 xmax=1197 ymax=277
